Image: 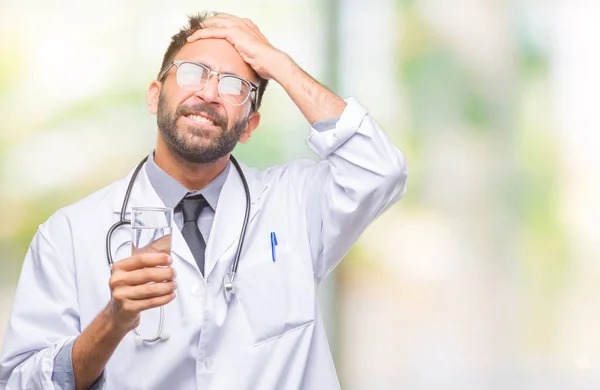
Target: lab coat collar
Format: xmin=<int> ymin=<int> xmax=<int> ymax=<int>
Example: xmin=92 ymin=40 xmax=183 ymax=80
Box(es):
xmin=203 ymin=160 xmax=264 ymax=278
xmin=111 ymin=158 xmax=264 ymax=279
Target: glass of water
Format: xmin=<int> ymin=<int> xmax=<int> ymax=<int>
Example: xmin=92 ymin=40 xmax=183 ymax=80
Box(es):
xmin=131 ymin=207 xmax=173 ymax=256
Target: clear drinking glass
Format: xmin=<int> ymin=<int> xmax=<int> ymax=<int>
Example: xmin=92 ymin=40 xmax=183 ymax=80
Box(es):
xmin=131 ymin=207 xmax=173 ymax=256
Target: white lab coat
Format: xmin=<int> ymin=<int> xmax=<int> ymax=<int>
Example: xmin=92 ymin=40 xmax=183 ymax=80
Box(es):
xmin=0 ymin=98 xmax=407 ymax=390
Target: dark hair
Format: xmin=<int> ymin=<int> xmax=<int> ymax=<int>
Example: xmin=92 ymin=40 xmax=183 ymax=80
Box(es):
xmin=157 ymin=12 xmax=269 ymax=111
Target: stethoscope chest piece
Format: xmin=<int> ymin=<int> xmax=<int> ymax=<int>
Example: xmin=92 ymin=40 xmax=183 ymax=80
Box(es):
xmin=223 ymin=273 xmax=236 ymax=303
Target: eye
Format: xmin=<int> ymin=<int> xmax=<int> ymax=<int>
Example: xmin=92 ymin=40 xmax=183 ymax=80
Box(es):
xmin=218 ymin=77 xmax=252 ymax=105
xmin=219 ymin=77 xmax=246 ymax=95
xmin=177 ymin=63 xmax=209 ymax=90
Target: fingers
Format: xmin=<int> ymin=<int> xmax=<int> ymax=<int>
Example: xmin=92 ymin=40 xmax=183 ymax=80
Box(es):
xmin=113 ymin=281 xmax=177 ymax=301
xmin=203 ymin=13 xmax=238 ymax=28
xmin=119 ymin=292 xmax=177 ymax=315
xmin=188 ymin=14 xmax=260 ymax=43
xmin=188 ymin=26 xmax=234 ymax=43
xmin=107 ymin=252 xmax=178 ymax=328
xmin=114 ymin=252 xmax=172 ymax=272
xmin=188 ymin=15 xmax=233 ymax=42
xmin=135 ymin=234 xmax=172 ymax=255
xmin=110 ymin=266 xmax=176 ymax=288
xmin=210 ymin=12 xmax=237 ymax=20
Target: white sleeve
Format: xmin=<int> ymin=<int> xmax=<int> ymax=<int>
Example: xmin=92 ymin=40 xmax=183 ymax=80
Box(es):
xmin=0 ymin=211 xmax=81 ymax=390
xmin=302 ymin=97 xmax=408 ymax=282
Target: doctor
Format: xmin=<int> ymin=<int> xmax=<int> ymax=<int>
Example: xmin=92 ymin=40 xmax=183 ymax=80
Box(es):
xmin=0 ymin=12 xmax=407 ymax=390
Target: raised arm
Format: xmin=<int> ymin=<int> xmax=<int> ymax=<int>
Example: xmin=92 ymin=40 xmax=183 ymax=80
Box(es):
xmin=188 ymin=14 xmax=408 ymax=280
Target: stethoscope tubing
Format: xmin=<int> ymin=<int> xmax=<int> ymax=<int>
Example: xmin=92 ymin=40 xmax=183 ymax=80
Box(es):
xmin=105 ymin=154 xmax=250 ymax=343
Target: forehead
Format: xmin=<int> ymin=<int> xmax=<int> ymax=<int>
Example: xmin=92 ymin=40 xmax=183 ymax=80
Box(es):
xmin=174 ymin=38 xmax=256 ymax=82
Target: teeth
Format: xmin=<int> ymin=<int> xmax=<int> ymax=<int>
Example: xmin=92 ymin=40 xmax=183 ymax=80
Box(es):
xmin=187 ymin=115 xmax=214 ymax=125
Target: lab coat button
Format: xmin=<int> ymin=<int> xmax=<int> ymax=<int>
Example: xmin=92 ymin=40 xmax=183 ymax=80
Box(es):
xmin=204 ymin=358 xmax=214 ymax=372
xmin=191 ymin=284 xmax=204 ymax=298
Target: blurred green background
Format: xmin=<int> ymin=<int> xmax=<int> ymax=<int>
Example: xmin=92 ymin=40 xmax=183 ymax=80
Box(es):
xmin=2 ymin=0 xmax=600 ymax=388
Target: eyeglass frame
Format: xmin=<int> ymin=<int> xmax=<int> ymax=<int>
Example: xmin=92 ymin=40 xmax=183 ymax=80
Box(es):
xmin=158 ymin=60 xmax=259 ymax=110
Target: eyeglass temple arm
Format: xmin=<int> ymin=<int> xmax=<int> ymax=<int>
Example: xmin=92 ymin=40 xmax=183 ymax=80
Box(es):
xmin=250 ymin=84 xmax=259 ymax=111
xmin=158 ymin=63 xmax=176 ymax=81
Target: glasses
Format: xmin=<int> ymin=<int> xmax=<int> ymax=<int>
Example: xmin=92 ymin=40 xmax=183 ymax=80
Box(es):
xmin=159 ymin=60 xmax=258 ymax=108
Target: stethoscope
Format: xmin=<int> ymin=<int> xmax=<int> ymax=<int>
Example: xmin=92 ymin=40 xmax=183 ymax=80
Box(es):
xmin=105 ymin=154 xmax=251 ymax=343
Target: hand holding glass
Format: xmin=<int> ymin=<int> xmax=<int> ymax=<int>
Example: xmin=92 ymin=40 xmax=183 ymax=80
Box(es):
xmin=122 ymin=207 xmax=174 ymax=342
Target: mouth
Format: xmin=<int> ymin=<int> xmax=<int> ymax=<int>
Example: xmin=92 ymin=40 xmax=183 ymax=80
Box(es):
xmin=183 ymin=113 xmax=218 ymax=127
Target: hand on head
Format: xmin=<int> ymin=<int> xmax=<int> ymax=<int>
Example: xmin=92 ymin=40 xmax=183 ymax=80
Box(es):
xmin=186 ymin=13 xmax=286 ymax=80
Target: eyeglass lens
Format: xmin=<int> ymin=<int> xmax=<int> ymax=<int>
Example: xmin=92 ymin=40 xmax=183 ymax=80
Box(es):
xmin=176 ymin=62 xmax=251 ymax=106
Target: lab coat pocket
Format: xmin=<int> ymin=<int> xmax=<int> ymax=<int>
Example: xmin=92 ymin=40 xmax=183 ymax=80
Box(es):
xmin=236 ymin=246 xmax=316 ymax=346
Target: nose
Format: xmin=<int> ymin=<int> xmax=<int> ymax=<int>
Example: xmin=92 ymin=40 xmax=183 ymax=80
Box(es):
xmin=194 ymin=73 xmax=220 ymax=105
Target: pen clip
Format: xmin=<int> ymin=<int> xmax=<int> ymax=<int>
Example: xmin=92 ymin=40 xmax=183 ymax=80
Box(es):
xmin=270 ymin=232 xmax=278 ymax=262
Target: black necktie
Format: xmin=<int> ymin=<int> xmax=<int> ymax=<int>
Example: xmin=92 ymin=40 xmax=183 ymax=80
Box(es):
xmin=181 ymin=194 xmax=207 ymax=275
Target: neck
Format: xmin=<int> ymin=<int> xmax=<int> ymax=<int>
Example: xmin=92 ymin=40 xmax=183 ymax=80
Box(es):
xmin=154 ymin=136 xmax=229 ymax=191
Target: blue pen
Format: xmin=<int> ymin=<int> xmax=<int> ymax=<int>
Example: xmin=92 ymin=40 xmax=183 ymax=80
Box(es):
xmin=270 ymin=232 xmax=278 ymax=262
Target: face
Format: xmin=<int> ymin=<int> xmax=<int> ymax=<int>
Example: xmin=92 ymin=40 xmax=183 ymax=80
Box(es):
xmin=148 ymin=39 xmax=261 ymax=164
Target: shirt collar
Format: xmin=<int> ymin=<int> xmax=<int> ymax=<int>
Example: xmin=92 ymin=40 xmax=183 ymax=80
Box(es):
xmin=144 ymin=151 xmax=230 ymax=211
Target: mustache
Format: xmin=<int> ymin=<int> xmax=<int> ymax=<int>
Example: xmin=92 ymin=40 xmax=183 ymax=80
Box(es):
xmin=175 ymin=104 xmax=227 ymax=128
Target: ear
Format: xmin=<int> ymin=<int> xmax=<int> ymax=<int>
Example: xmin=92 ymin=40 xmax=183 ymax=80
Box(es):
xmin=239 ymin=111 xmax=261 ymax=144
xmin=146 ymin=81 xmax=161 ymax=114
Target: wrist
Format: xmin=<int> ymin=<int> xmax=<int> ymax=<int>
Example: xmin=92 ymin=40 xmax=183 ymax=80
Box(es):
xmin=268 ymin=51 xmax=297 ymax=85
xmin=102 ymin=304 xmax=136 ymax=335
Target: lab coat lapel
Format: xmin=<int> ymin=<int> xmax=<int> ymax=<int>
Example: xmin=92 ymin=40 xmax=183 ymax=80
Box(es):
xmin=204 ymin=162 xmax=261 ymax=279
xmin=111 ymin=163 xmax=197 ymax=270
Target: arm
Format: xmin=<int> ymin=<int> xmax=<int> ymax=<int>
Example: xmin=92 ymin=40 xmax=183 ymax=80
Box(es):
xmin=52 ymin=309 xmax=126 ymax=390
xmin=0 ymin=212 xmax=176 ymax=390
xmin=302 ymin=98 xmax=408 ymax=280
xmin=270 ymin=54 xmax=346 ymax=124
xmin=73 ymin=242 xmax=176 ymax=390
xmin=260 ymin=45 xmax=407 ymax=277
xmin=0 ymin=213 xmax=82 ymax=390
xmin=71 ymin=247 xmax=176 ymax=390
xmin=69 ymin=308 xmax=127 ymax=390
xmin=272 ymin=64 xmax=407 ymax=278
xmin=188 ymin=14 xmax=408 ymax=280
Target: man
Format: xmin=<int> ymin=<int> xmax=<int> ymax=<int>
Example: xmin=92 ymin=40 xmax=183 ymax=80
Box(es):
xmin=0 ymin=12 xmax=407 ymax=390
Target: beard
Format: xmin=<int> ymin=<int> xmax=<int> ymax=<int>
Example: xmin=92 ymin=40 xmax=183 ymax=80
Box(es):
xmin=157 ymin=94 xmax=248 ymax=164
